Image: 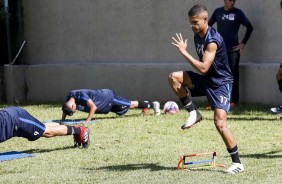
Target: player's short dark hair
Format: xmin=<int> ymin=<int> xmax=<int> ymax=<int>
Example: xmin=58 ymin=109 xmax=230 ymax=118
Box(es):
xmin=62 ymin=104 xmax=73 ymax=116
xmin=188 ymin=4 xmax=207 ymax=17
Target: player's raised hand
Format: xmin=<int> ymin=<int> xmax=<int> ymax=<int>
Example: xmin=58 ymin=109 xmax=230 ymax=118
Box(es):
xmin=172 ymin=33 xmax=188 ymax=54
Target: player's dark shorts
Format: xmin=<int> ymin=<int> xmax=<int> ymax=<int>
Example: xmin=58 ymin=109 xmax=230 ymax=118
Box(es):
xmin=4 ymin=107 xmax=46 ymax=141
xmin=110 ymin=93 xmax=131 ymax=115
xmin=280 ymin=63 xmax=282 ymax=68
xmin=187 ymin=71 xmax=232 ymax=112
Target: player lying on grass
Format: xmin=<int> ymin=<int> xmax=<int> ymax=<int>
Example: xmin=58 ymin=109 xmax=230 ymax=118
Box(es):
xmin=62 ymin=89 xmax=161 ymax=123
xmin=0 ymin=106 xmax=90 ymax=148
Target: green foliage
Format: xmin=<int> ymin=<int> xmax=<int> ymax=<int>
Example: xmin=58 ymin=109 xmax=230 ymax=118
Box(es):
xmin=0 ymin=104 xmax=281 ymax=184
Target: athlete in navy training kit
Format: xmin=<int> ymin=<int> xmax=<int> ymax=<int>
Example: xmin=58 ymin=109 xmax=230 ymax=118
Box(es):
xmin=0 ymin=106 xmax=90 ymax=148
xmin=62 ymin=89 xmax=161 ymax=123
xmin=208 ymin=0 xmax=253 ymax=106
xmin=169 ymin=4 xmax=243 ymax=174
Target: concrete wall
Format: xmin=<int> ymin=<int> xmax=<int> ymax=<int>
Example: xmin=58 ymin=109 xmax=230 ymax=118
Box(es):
xmin=4 ymin=63 xmax=282 ymax=105
xmin=4 ymin=63 xmax=186 ymax=104
xmin=23 ymin=0 xmax=282 ymax=64
xmin=3 ymin=0 xmax=282 ymax=105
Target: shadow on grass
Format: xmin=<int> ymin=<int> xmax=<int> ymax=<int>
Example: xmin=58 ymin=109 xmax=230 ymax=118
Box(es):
xmin=227 ymin=117 xmax=279 ymax=121
xmin=89 ymin=163 xmax=176 ymax=172
xmin=240 ymin=149 xmax=282 ymax=159
xmin=196 ymin=103 xmax=272 ymax=114
xmin=87 ymin=163 xmax=226 ymax=174
xmin=23 ymin=146 xmax=74 ymax=154
xmin=199 ymin=116 xmax=278 ymax=121
xmin=95 ymin=113 xmax=142 ymax=120
xmin=69 ymin=113 xmax=143 ymax=121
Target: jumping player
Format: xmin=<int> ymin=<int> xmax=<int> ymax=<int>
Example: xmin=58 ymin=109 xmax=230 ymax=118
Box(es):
xmin=62 ymin=89 xmax=161 ymax=123
xmin=0 ymin=106 xmax=90 ymax=148
xmin=169 ymin=4 xmax=244 ymax=174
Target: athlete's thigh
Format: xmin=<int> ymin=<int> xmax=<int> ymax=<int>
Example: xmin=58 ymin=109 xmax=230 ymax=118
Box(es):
xmin=214 ymin=108 xmax=227 ymax=122
xmin=112 ymin=94 xmax=131 ymax=106
xmin=14 ymin=107 xmax=46 ymax=141
xmin=111 ymin=94 xmax=131 ymax=115
xmin=186 ymin=71 xmax=207 ymax=97
xmin=206 ymin=83 xmax=232 ymax=112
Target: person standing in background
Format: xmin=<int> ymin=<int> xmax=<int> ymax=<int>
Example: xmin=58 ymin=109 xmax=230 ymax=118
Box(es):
xmin=208 ymin=0 xmax=253 ymax=109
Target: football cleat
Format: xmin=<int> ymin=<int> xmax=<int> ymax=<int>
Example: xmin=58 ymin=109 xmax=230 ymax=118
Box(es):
xmin=153 ymin=101 xmax=161 ymax=116
xmin=73 ymin=126 xmax=90 ymax=148
xmin=270 ymin=106 xmax=282 ymax=114
xmin=181 ymin=110 xmax=202 ymax=130
xmin=73 ymin=134 xmax=81 ymax=148
xmin=224 ymin=163 xmax=244 ymax=174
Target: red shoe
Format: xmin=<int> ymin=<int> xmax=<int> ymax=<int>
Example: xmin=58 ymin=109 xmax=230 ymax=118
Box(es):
xmin=230 ymin=102 xmax=235 ymax=108
xmin=205 ymin=105 xmax=212 ymax=110
xmin=74 ymin=126 xmax=90 ymax=148
xmin=141 ymin=108 xmax=147 ymax=116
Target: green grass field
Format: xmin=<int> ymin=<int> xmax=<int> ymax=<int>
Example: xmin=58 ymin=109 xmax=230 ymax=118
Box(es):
xmin=0 ymin=103 xmax=281 ymax=184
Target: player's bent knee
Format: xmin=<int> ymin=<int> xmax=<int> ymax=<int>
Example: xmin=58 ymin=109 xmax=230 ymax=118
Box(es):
xmin=168 ymin=73 xmax=174 ymax=84
xmin=168 ymin=72 xmax=180 ymax=83
xmin=214 ymin=120 xmax=227 ymax=133
xmin=276 ymin=69 xmax=282 ymax=80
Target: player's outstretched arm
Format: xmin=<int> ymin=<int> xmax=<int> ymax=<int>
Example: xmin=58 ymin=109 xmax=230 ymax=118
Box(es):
xmin=86 ymin=99 xmax=97 ymax=123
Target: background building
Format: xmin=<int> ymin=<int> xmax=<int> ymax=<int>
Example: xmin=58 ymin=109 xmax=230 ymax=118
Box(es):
xmin=2 ymin=0 xmax=282 ymax=105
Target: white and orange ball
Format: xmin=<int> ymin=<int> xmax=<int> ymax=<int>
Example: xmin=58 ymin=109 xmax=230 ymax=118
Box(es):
xmin=163 ymin=101 xmax=179 ymax=114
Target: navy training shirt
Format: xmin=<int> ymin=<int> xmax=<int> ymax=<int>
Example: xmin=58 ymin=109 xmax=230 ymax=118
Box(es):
xmin=194 ymin=26 xmax=233 ymax=87
xmin=208 ymin=7 xmax=251 ymax=52
xmin=0 ymin=109 xmax=17 ymax=142
xmin=66 ymin=89 xmax=114 ymax=114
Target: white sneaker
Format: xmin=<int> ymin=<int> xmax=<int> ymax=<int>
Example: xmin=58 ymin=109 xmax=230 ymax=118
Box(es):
xmin=270 ymin=106 xmax=282 ymax=114
xmin=225 ymin=163 xmax=244 ymax=174
xmin=181 ymin=110 xmax=202 ymax=129
xmin=152 ymin=101 xmax=161 ymax=116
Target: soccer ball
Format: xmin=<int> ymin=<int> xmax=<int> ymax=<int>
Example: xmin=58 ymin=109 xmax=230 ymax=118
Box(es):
xmin=163 ymin=101 xmax=179 ymax=114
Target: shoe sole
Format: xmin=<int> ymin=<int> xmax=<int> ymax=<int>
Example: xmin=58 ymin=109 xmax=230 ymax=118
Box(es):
xmin=182 ymin=117 xmax=203 ymax=130
xmin=181 ymin=113 xmax=203 ymax=130
xmin=224 ymin=169 xmax=245 ymax=174
xmin=270 ymin=109 xmax=282 ymax=114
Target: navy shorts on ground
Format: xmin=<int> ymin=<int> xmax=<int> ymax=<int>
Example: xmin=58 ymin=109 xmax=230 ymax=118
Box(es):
xmin=187 ymin=71 xmax=232 ymax=112
xmin=110 ymin=94 xmax=131 ymax=115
